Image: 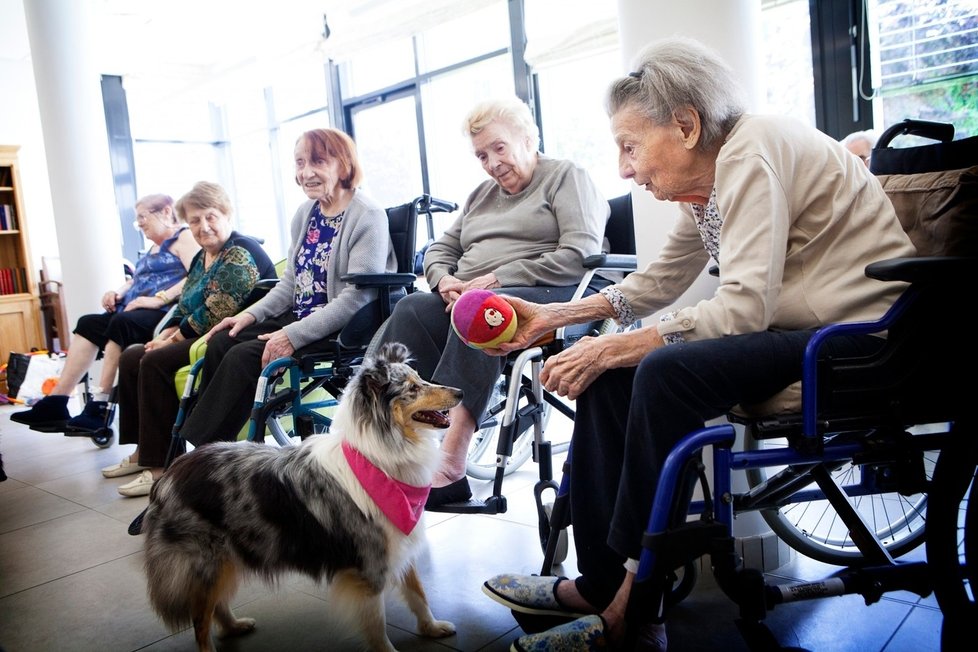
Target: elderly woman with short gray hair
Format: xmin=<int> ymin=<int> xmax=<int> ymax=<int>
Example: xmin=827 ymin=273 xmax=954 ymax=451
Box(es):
xmin=374 ymin=96 xmax=608 ymax=508
xmin=481 ymin=37 xmax=915 ymax=651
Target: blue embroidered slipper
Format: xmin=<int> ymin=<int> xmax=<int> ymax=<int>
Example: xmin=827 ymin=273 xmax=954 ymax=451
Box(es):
xmin=511 ymin=615 xmax=609 ymax=651
xmin=482 ymin=574 xmax=589 ymax=618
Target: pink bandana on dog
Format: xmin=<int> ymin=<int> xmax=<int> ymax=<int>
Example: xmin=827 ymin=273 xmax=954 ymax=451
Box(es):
xmin=342 ymin=441 xmax=430 ymax=535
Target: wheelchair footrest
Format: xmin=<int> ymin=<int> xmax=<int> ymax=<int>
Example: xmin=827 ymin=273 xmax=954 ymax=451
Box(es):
xmin=765 ymin=561 xmax=932 ymax=608
xmin=425 ymin=494 xmax=508 ymax=514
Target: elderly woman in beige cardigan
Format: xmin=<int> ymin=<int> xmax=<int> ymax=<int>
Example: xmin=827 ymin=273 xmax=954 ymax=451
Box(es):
xmin=481 ymin=37 xmax=915 ymax=651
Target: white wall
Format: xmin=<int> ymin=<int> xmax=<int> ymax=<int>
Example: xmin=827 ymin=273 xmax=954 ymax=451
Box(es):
xmin=0 ymin=0 xmax=56 ymax=275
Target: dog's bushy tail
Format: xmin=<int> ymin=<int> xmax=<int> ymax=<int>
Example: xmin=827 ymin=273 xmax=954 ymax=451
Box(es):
xmin=143 ymin=508 xmax=239 ymax=631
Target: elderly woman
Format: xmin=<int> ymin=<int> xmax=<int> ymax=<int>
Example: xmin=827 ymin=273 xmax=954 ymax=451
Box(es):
xmin=481 ymin=38 xmax=916 ymax=650
xmin=373 ymin=96 xmax=608 ymax=508
xmin=11 ymin=194 xmax=198 ymax=432
xmin=110 ymin=181 xmax=276 ymax=496
xmin=174 ymin=128 xmax=396 ymax=448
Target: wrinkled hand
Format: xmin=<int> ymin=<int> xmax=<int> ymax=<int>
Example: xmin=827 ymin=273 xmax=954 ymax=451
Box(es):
xmin=205 ymin=313 xmax=255 ymax=342
xmin=258 ymin=329 xmax=295 ymax=366
xmin=102 ymin=291 xmax=121 ymax=312
xmin=437 ymin=273 xmax=499 ymax=312
xmin=539 ymin=336 xmax=607 ymax=400
xmin=123 ymin=295 xmax=166 ymax=312
xmin=481 ymin=297 xmax=555 ymax=356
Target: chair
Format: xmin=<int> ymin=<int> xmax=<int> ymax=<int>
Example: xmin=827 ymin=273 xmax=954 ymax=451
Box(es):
xmin=244 ymin=194 xmax=457 ymax=445
xmin=530 ymin=123 xmax=976 ymax=648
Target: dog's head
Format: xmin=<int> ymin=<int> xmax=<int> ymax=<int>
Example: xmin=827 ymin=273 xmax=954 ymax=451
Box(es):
xmin=341 ymin=342 xmax=463 ymax=449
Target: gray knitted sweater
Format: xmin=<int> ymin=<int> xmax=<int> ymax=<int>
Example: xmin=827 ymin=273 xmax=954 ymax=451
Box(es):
xmin=424 ymin=156 xmax=608 ymax=288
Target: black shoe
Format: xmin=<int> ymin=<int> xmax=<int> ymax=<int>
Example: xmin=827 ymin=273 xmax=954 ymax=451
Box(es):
xmin=10 ymin=395 xmax=70 ymax=432
xmin=425 ymin=477 xmax=472 ymax=509
xmin=64 ymin=400 xmax=108 ymax=432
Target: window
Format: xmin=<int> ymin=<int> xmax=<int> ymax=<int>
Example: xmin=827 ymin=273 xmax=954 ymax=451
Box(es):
xmin=869 ymin=0 xmax=978 ymax=136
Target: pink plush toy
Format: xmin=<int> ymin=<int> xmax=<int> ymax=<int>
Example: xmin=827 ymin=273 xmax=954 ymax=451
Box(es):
xmin=450 ymin=289 xmax=518 ymax=350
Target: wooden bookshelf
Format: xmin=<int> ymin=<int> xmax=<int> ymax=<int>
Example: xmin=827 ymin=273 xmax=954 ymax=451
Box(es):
xmin=0 ymin=145 xmax=43 ymax=362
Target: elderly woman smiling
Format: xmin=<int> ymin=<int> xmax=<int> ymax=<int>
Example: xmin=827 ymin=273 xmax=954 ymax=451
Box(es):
xmin=373 ymin=96 xmax=608 ymax=508
xmin=480 ymin=37 xmax=916 ymax=651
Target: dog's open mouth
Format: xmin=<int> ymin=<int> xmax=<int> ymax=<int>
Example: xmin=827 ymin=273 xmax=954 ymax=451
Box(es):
xmin=412 ymin=410 xmax=451 ymax=428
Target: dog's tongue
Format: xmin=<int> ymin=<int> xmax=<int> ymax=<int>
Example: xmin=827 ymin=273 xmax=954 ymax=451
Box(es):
xmin=414 ymin=410 xmax=451 ymax=428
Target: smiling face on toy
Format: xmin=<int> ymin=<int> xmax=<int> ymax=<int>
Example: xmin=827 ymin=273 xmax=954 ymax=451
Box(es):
xmin=484 ymin=307 xmax=505 ymax=328
xmin=451 ymin=289 xmax=518 ymax=350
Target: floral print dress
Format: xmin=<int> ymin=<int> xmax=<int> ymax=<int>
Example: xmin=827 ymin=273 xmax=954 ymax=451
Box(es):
xmin=293 ymin=202 xmax=343 ymax=319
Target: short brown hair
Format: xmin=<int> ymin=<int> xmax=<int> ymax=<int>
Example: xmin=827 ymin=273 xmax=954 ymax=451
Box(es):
xmin=175 ymin=181 xmax=233 ymax=222
xmin=294 ymin=128 xmax=363 ymax=189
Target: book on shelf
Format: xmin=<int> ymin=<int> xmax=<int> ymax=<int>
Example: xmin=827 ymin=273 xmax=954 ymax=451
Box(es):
xmin=0 ymin=204 xmax=17 ymax=230
xmin=0 ymin=267 xmax=28 ymax=295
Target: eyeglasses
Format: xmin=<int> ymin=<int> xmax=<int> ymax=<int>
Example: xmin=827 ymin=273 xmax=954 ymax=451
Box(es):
xmin=132 ymin=208 xmax=166 ymax=230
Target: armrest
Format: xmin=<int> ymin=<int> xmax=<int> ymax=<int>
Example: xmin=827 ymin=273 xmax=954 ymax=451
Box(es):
xmin=865 ymin=256 xmax=970 ymax=284
xmin=341 ymin=272 xmax=417 ymax=288
xmin=253 ymin=278 xmax=279 ymax=291
xmin=583 ymin=253 xmax=637 ymax=270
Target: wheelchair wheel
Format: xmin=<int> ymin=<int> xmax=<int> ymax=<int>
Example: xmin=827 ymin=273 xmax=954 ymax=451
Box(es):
xmin=466 ymin=379 xmax=550 ymax=481
xmin=665 ymin=560 xmax=699 ymax=607
xmin=744 ymin=429 xmax=936 ymax=565
xmin=89 ymin=428 xmax=114 ymax=449
xmin=926 ymin=423 xmax=977 ymax=630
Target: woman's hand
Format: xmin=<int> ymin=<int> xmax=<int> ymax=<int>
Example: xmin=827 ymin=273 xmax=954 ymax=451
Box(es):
xmin=437 ymin=273 xmax=500 ymax=312
xmin=123 ymin=295 xmax=168 ymax=312
xmin=102 ymin=290 xmax=121 ymax=312
xmin=481 ymin=297 xmax=556 ymax=356
xmin=205 ymin=313 xmax=256 ymax=342
xmin=145 ymin=328 xmax=180 ymax=352
xmin=257 ymin=329 xmax=295 ymax=366
xmin=539 ymin=336 xmax=610 ymax=400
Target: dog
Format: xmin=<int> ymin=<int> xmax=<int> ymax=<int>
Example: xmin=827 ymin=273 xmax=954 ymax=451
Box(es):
xmin=141 ymin=342 xmax=463 ymax=652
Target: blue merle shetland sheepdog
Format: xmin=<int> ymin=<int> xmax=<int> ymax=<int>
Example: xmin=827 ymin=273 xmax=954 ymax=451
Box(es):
xmin=141 ymin=342 xmax=462 ymax=652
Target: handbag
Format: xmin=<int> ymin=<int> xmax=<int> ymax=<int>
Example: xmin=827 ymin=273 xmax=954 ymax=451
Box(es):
xmin=3 ymin=351 xmax=32 ymax=398
xmin=4 ymin=352 xmax=65 ymax=401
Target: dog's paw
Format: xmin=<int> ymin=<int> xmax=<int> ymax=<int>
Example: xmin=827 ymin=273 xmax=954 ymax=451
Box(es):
xmin=218 ymin=617 xmax=256 ymax=638
xmin=419 ymin=619 xmax=456 ymax=638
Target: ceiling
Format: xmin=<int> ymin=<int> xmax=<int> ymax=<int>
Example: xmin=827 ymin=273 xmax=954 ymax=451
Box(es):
xmin=1 ymin=0 xmax=490 ymax=107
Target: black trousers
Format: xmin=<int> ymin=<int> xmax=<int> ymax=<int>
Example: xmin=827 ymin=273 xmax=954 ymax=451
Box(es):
xmin=568 ymin=328 xmax=885 ymax=615
xmin=179 ymin=313 xmax=338 ymax=446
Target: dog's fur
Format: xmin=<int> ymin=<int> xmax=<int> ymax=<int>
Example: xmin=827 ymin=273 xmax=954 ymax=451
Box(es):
xmin=142 ymin=343 xmax=463 ymax=652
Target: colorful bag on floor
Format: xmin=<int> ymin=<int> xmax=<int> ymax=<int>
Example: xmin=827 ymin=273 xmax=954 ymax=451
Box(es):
xmin=6 ymin=351 xmax=64 ymax=402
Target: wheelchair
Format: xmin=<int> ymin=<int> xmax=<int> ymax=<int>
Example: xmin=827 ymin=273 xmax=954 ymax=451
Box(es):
xmin=242 ymin=194 xmax=458 ymax=446
xmin=524 ymin=120 xmax=977 ymax=649
xmin=59 ymin=238 xmax=279 ymax=449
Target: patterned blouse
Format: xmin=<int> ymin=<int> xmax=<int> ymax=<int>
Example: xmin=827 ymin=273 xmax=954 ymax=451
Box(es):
xmin=601 ymin=188 xmax=722 ymax=345
xmin=164 ymin=236 xmax=263 ymax=338
xmin=293 ymin=202 xmax=343 ymax=319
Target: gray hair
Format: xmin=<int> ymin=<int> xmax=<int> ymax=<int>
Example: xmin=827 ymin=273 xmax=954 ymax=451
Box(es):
xmin=462 ymin=97 xmax=541 ymax=151
xmin=606 ymin=37 xmax=746 ymax=150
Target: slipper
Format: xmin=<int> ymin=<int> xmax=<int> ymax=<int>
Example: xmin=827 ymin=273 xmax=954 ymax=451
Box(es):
xmin=425 ymin=477 xmax=472 ymax=508
xmin=511 ymin=614 xmax=608 ymax=652
xmin=483 ymin=574 xmax=589 ymax=618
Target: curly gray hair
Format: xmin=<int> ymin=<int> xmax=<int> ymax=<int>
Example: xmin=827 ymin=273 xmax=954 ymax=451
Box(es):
xmin=606 ymin=37 xmax=746 ymax=150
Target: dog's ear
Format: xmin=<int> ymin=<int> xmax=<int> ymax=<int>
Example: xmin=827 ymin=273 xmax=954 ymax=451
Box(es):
xmin=379 ymin=342 xmax=411 ymax=365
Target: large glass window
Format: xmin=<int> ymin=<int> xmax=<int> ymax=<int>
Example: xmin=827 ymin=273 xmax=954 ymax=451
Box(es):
xmin=534 ymin=48 xmax=632 ymax=200
xmin=869 ymin=0 xmax=978 ymax=136
xmin=761 ymin=0 xmax=816 ymax=126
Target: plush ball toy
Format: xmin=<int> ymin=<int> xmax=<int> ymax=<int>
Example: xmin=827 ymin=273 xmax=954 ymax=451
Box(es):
xmin=451 ymin=289 xmax=518 ymax=350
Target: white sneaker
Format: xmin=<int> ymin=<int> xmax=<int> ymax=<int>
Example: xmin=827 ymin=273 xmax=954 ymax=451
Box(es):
xmin=101 ymin=457 xmax=148 ymax=478
xmin=118 ymin=470 xmax=155 ymax=497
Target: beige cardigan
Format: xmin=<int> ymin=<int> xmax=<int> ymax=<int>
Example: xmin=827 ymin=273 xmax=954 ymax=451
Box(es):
xmin=614 ymin=114 xmax=916 ymax=340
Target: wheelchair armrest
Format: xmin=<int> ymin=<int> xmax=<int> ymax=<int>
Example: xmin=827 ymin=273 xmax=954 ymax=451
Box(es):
xmin=583 ymin=253 xmax=637 ymax=270
xmin=341 ymin=272 xmax=417 ymax=288
xmin=253 ymin=278 xmax=279 ymax=291
xmin=865 ymin=256 xmax=970 ymax=284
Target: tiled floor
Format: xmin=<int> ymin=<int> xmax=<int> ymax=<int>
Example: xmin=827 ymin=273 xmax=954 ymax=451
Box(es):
xmin=0 ymin=400 xmax=944 ymax=651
